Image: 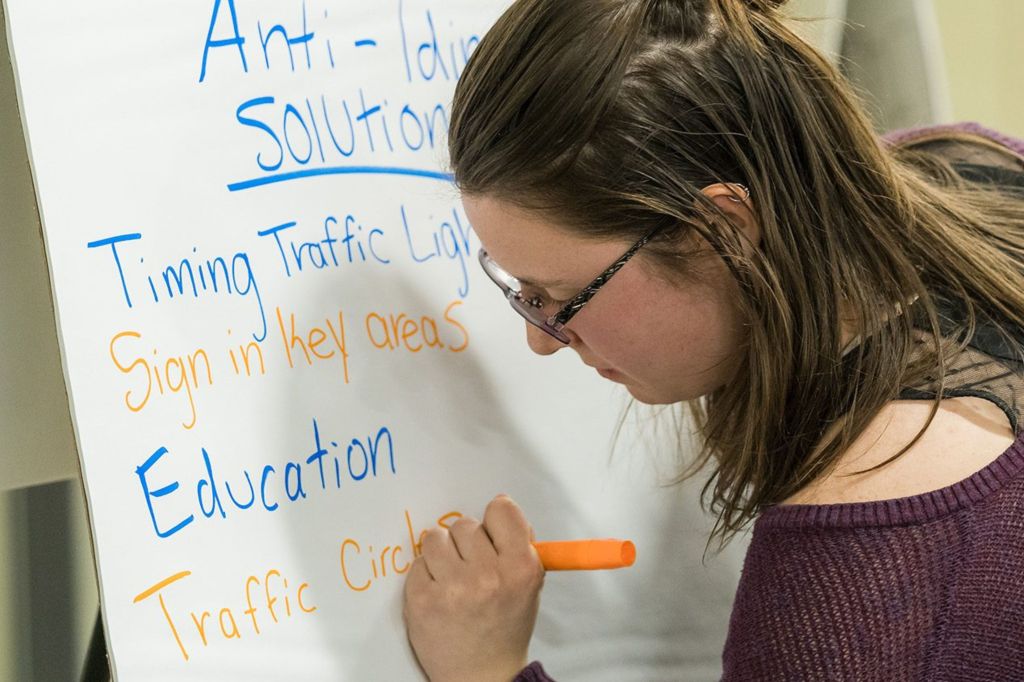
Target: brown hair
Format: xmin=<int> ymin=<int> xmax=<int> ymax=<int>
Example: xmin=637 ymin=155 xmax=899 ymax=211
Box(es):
xmin=449 ymin=0 xmax=1024 ymax=542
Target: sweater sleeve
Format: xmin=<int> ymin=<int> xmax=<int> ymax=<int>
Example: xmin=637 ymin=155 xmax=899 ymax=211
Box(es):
xmin=514 ymin=661 xmax=555 ymax=681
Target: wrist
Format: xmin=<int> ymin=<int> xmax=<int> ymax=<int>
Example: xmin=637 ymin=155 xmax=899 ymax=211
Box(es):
xmin=429 ymin=656 xmax=529 ymax=682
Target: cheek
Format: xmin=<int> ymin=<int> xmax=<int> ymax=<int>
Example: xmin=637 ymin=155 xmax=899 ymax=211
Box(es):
xmin=650 ymin=295 xmax=735 ymax=360
xmin=675 ymin=276 xmax=746 ymax=353
xmin=604 ymin=273 xmax=745 ymax=375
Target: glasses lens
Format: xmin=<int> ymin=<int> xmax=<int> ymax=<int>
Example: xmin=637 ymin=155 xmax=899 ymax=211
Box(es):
xmin=478 ymin=249 xmax=571 ymax=344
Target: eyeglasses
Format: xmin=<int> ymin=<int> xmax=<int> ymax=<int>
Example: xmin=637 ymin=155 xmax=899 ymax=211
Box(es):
xmin=477 ymin=184 xmax=749 ymax=344
xmin=478 ymin=227 xmax=661 ymax=344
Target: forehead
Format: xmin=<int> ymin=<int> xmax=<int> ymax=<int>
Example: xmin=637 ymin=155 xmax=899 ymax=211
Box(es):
xmin=463 ymin=194 xmax=626 ymax=285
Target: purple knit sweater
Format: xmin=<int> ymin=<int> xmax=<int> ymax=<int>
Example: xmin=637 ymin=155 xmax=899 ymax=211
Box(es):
xmin=512 ymin=123 xmax=1024 ymax=682
xmin=722 ymin=433 xmax=1024 ymax=680
xmin=517 ymin=432 xmax=1024 ymax=680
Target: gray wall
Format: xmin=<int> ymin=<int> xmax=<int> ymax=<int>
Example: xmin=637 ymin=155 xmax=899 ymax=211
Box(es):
xmin=1 ymin=3 xmax=98 ymax=680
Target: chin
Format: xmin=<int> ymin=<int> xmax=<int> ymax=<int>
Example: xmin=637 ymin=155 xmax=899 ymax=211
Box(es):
xmin=625 ymin=382 xmax=709 ymax=405
xmin=624 ymin=384 xmax=682 ymax=405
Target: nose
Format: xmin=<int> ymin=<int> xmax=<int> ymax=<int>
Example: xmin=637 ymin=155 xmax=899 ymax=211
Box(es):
xmin=525 ymin=322 xmax=568 ymax=356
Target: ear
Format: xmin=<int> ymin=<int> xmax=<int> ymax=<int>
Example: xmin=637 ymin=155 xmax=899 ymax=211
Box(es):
xmin=700 ymin=182 xmax=760 ymax=252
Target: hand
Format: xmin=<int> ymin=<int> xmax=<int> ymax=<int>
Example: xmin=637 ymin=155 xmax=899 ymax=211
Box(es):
xmin=403 ymin=495 xmax=545 ymax=682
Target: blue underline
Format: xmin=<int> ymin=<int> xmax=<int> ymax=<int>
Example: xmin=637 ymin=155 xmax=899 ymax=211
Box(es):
xmin=227 ymin=166 xmax=454 ymax=192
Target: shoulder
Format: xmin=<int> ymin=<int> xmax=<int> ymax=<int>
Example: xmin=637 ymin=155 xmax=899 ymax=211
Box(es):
xmin=783 ymin=397 xmax=1016 ymax=506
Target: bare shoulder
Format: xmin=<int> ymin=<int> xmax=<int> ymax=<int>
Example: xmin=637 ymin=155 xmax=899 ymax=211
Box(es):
xmin=784 ymin=397 xmax=1017 ymax=506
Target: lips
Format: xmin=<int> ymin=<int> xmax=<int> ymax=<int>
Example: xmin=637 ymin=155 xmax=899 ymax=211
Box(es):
xmin=581 ymin=357 xmax=622 ymax=381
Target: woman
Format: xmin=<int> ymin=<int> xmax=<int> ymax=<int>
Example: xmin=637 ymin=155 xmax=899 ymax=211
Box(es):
xmin=403 ymin=0 xmax=1024 ymax=679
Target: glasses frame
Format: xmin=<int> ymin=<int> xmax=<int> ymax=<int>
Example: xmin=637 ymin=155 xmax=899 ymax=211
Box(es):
xmin=478 ymin=227 xmax=662 ymax=344
xmin=477 ymin=184 xmax=749 ymax=344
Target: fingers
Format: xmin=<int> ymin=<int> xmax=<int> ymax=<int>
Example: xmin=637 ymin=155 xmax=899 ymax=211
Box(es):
xmin=417 ymin=515 xmax=499 ymax=583
xmin=483 ymin=495 xmax=534 ymax=556
xmin=404 ymin=552 xmax=434 ymax=594
xmin=403 ymin=555 xmax=436 ymax=630
xmin=403 ymin=497 xmax=543 ymax=681
xmin=411 ymin=496 xmax=533 ymax=585
xmin=419 ymin=526 xmax=459 ymax=581
xmin=450 ymin=516 xmax=498 ymax=564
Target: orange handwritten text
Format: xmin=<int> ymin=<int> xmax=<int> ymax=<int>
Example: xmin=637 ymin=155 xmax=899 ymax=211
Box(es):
xmin=364 ymin=300 xmax=469 ymax=353
xmin=340 ymin=509 xmax=461 ymax=593
xmin=274 ymin=306 xmax=350 ymax=383
xmin=226 ymin=329 xmax=266 ymax=378
xmin=132 ymin=567 xmax=316 ymax=662
xmin=109 ymin=330 xmax=213 ymax=430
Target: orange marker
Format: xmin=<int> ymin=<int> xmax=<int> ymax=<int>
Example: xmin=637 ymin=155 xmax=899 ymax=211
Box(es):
xmin=532 ymin=539 xmax=636 ymax=571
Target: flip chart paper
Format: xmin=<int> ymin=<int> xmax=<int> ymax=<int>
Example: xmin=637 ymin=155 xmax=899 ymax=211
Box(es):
xmin=4 ymin=1 xmax=742 ymax=679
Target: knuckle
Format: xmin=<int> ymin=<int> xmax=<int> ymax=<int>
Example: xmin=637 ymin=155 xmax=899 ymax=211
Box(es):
xmin=443 ymin=581 xmax=468 ymax=606
xmin=450 ymin=517 xmax=479 ymax=535
xmin=512 ymin=557 xmax=545 ymax=589
xmin=531 ymin=563 xmax=546 ymax=588
xmin=420 ymin=527 xmax=447 ymax=552
xmin=485 ymin=494 xmax=514 ymax=516
xmin=476 ymin=571 xmax=502 ymax=598
xmin=423 ymin=527 xmax=445 ymax=541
